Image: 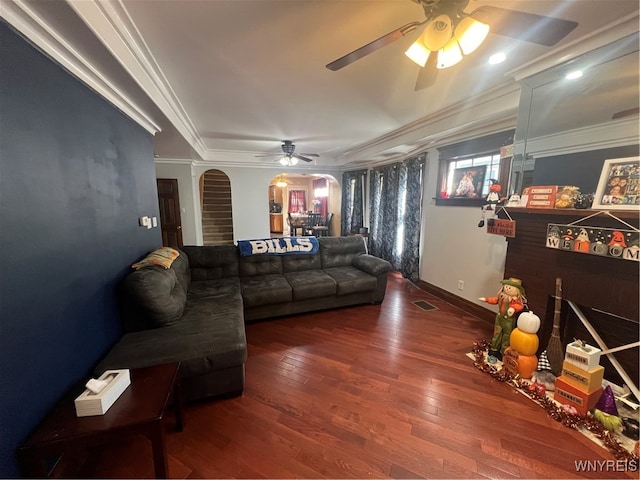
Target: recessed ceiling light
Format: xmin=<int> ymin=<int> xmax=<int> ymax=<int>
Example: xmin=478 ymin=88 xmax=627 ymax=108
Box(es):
xmin=488 ymin=52 xmax=506 ymax=65
xmin=565 ymin=69 xmax=583 ymax=80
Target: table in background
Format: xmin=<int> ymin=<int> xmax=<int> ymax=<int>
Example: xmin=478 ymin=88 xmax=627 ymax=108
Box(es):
xmin=18 ymin=363 xmax=183 ymax=479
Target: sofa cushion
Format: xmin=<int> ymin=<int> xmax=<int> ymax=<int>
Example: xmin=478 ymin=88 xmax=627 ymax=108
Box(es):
xmin=323 ymin=266 xmax=378 ymax=296
xmin=284 ymin=270 xmax=337 ymax=300
xmin=96 ymin=293 xmax=247 ymax=379
xmin=282 ymin=253 xmax=322 ymax=272
xmin=182 ymin=245 xmax=239 ymax=280
xmin=239 ymin=255 xmax=283 ymax=277
xmin=123 ymin=265 xmax=186 ymax=328
xmin=319 ymin=236 xmax=367 ymax=269
xmin=241 ymin=274 xmax=292 ymax=307
xmin=188 ymin=277 xmax=242 ymax=299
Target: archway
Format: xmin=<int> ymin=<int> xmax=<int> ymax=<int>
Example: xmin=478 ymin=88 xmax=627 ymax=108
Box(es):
xmin=200 ymin=169 xmax=234 ymax=245
xmin=268 ymin=173 xmax=340 ymax=238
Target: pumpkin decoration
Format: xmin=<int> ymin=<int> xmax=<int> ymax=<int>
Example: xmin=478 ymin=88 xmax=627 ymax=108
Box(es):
xmin=517 ymin=311 xmax=541 ymax=334
xmin=504 ymin=347 xmax=538 ymax=379
xmin=509 ymin=327 xmax=539 ymax=356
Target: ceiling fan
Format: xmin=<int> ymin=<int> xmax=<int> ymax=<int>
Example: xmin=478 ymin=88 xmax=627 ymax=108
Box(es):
xmin=326 ymin=0 xmax=579 ymax=90
xmin=255 ymin=140 xmax=320 ymax=166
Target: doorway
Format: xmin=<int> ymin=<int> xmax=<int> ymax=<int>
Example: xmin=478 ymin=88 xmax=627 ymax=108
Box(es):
xmin=157 ymin=178 xmax=183 ymax=248
xmin=200 ymin=169 xmax=234 ymax=245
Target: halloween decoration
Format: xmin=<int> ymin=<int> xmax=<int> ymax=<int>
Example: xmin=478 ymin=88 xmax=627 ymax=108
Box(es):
xmin=472 ymin=341 xmax=638 ymax=462
xmin=531 ymin=350 xmax=556 ymax=391
xmin=593 ymin=385 xmax=623 ymax=433
xmin=480 ymin=277 xmax=525 ymax=363
xmin=478 ymin=179 xmax=502 ymax=228
xmin=545 ymin=277 xmax=564 ymax=376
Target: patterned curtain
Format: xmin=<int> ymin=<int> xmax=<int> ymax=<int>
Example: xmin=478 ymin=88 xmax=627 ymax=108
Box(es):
xmin=340 ymin=169 xmax=367 ymax=235
xmin=369 ymin=155 xmax=425 ymax=282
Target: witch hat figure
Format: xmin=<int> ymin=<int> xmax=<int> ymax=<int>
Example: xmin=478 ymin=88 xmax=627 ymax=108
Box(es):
xmin=531 ymin=350 xmax=557 ymax=391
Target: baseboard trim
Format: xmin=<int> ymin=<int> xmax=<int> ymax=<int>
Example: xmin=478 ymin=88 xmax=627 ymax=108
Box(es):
xmin=416 ymin=280 xmax=495 ymax=325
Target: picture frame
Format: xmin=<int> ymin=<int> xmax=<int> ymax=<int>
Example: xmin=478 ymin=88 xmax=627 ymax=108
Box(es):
xmin=592 ymin=157 xmax=640 ymax=210
xmin=451 ymin=165 xmax=487 ymax=198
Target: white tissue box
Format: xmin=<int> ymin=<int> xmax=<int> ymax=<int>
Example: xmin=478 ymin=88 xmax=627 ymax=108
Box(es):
xmin=74 ymin=369 xmax=131 ymax=417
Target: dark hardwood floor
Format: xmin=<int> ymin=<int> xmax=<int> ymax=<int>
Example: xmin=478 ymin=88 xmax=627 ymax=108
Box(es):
xmin=77 ymin=273 xmax=635 ymax=479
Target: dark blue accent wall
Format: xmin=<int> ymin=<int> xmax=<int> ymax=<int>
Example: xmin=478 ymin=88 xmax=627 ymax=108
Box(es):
xmin=0 ymin=22 xmax=162 ymax=477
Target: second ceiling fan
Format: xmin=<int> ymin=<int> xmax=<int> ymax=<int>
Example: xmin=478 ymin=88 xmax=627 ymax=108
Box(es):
xmin=326 ymin=0 xmax=579 ymax=90
xmin=255 ymin=140 xmax=320 ymax=166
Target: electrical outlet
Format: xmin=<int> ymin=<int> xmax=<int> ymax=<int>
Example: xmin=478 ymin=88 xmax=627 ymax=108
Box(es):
xmin=457 ymin=280 xmax=464 ymax=291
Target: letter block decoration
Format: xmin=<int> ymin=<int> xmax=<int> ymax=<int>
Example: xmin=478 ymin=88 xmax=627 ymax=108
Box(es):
xmin=554 ymin=377 xmax=603 ymax=415
xmin=565 ymin=341 xmax=602 ymax=370
xmin=561 ymin=361 xmax=605 ymax=394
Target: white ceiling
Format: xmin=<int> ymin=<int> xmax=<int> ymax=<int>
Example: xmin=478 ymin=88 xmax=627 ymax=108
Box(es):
xmin=4 ymin=0 xmax=639 ymax=169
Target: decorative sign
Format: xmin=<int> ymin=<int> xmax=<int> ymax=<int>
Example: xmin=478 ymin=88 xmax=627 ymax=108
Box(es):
xmin=526 ymin=186 xmax=557 ymax=208
xmin=546 ymin=223 xmax=640 ymax=262
xmin=487 ymin=218 xmax=516 ymax=238
xmin=238 ymin=236 xmax=319 ymax=256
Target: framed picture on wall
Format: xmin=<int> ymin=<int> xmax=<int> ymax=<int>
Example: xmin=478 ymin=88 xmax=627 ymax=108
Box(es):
xmin=451 ymin=165 xmax=486 ymax=198
xmin=592 ymin=157 xmax=640 ymax=210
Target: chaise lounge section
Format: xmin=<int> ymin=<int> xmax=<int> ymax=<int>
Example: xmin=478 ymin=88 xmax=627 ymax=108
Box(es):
xmin=95 ymin=236 xmax=391 ymax=402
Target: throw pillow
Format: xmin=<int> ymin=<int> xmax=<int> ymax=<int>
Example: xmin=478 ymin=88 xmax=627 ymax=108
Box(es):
xmin=132 ymin=247 xmax=180 ymax=270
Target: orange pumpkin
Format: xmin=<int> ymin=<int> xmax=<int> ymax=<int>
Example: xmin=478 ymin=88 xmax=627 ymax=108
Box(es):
xmin=509 ymin=328 xmax=539 ymax=356
xmin=516 ymin=353 xmax=538 ymax=379
xmin=503 ymin=348 xmax=538 ymax=379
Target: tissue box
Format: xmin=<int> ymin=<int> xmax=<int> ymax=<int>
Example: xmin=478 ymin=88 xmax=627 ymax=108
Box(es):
xmin=74 ymin=369 xmax=130 ymax=417
xmin=565 ymin=341 xmax=601 ymax=370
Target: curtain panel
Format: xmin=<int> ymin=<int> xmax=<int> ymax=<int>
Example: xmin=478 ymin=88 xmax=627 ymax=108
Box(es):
xmin=340 ymin=169 xmax=367 ymax=235
xmin=369 ymin=155 xmax=425 ymax=282
xmin=312 ymin=178 xmax=328 ymax=216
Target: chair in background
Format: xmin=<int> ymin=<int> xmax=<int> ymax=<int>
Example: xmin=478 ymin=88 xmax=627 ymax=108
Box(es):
xmin=312 ymin=212 xmax=333 ymax=237
xmin=288 ymin=213 xmax=305 ymax=236
xmin=304 ymin=213 xmax=321 ymax=236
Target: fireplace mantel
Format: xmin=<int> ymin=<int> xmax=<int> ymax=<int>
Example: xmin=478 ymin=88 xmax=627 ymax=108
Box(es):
xmin=498 ymin=207 xmax=639 ymax=387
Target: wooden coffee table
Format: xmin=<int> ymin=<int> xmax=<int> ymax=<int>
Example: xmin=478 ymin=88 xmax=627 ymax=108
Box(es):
xmin=18 ymin=363 xmax=183 ymax=479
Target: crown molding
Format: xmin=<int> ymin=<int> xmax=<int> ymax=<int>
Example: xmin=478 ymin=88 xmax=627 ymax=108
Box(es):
xmin=0 ymin=0 xmax=161 ymax=134
xmin=517 ymin=117 xmax=639 ymax=158
xmin=507 ymin=12 xmax=640 ymax=82
xmin=338 ymin=80 xmax=521 ymax=163
xmin=65 ymin=0 xmax=208 ymax=157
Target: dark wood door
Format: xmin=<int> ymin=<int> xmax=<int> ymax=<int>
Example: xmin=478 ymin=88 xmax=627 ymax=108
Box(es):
xmin=157 ymin=178 xmax=183 ymax=248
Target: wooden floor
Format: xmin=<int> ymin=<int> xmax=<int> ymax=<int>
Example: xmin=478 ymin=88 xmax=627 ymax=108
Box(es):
xmin=78 ymin=274 xmax=635 ymax=479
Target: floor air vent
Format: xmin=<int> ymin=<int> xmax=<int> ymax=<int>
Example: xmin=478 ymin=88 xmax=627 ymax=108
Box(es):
xmin=412 ymin=300 xmax=437 ymax=311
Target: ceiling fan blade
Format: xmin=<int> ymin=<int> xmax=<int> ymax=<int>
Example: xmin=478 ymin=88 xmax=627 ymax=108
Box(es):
xmin=254 ymin=153 xmax=281 ymax=157
xmin=471 ymin=6 xmax=578 ymax=47
xmin=299 ymin=153 xmax=320 ymax=157
xmin=293 ymin=154 xmax=315 ymax=163
xmin=326 ymin=20 xmax=426 ymax=71
xmin=415 ymin=53 xmax=438 ymax=91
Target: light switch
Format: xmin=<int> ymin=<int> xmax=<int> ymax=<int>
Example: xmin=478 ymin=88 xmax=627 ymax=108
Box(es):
xmin=152 ymin=217 xmax=158 ymax=227
xmin=139 ymin=216 xmax=149 ymax=227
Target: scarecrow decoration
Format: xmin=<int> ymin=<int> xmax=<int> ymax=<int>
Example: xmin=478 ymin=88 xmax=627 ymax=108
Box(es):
xmin=479 ymin=277 xmax=526 ymax=363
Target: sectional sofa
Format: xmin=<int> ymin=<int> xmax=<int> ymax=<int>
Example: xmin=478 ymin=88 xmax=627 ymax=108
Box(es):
xmin=95 ymin=236 xmax=392 ymax=402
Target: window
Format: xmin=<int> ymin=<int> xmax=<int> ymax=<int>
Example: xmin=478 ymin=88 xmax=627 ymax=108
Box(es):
xmin=436 ymin=130 xmax=514 ymax=206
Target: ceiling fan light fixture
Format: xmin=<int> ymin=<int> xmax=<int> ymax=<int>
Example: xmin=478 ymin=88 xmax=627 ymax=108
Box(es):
xmin=405 ymin=40 xmax=431 ymax=67
xmin=276 ymin=175 xmax=288 ymax=188
xmin=454 ymin=17 xmax=489 ymax=55
xmin=436 ymin=38 xmax=463 ymax=69
xmin=279 ymin=155 xmax=299 ymax=166
xmin=422 ymin=14 xmax=453 ymax=51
